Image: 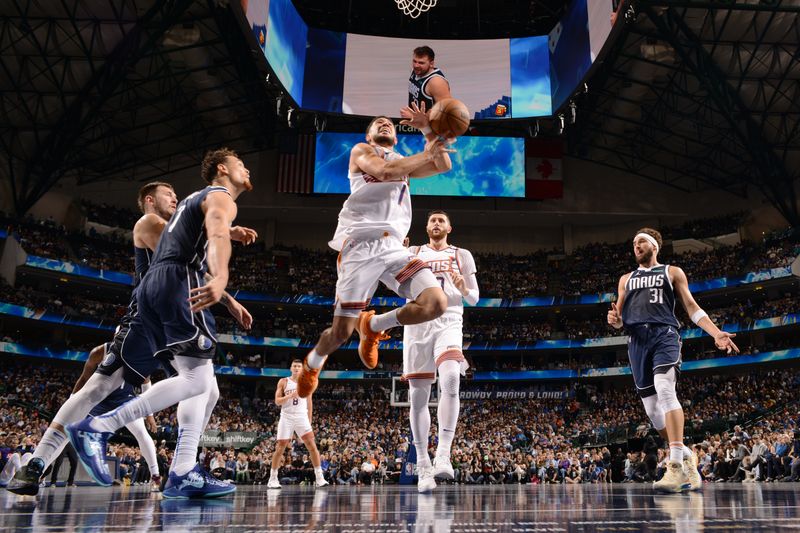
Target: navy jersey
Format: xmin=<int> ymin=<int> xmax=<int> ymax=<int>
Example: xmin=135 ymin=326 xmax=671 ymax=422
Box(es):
xmin=133 ymin=246 xmax=151 ymax=286
xmin=621 ymin=264 xmax=680 ymax=328
xmin=408 ymin=68 xmax=448 ymax=110
xmin=150 ymin=186 xmax=231 ymax=274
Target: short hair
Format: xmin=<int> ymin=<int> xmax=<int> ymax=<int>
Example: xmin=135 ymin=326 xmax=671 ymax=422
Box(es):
xmin=201 ymin=147 xmax=239 ymax=184
xmin=291 ymin=359 xmax=303 ymax=365
xmin=427 ymin=209 xmax=451 ymax=223
xmin=366 ymin=116 xmax=393 ymax=135
xmin=413 ymin=46 xmax=435 ymax=61
xmin=137 ymin=182 xmax=173 ymax=214
xmin=635 ymin=227 xmax=663 ymax=250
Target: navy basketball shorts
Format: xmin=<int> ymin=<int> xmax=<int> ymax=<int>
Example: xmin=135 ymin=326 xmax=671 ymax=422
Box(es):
xmin=626 ymin=324 xmax=682 ymax=398
xmin=88 ymin=388 xmax=136 ymax=418
xmin=137 ymin=262 xmax=218 ymax=360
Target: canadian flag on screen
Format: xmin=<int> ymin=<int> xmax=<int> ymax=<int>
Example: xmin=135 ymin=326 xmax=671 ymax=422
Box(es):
xmin=525 ymin=138 xmax=563 ymax=200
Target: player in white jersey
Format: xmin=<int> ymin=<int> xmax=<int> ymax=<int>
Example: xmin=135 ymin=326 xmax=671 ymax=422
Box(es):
xmin=268 ymin=360 xmax=328 ymax=488
xmin=402 ymin=210 xmax=479 ymax=492
xmin=298 ymin=116 xmax=455 ymax=397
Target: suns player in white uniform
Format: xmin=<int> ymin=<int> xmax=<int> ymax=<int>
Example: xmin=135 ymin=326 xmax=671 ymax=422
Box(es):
xmin=402 ymin=211 xmax=478 ymax=492
xmin=297 ymin=116 xmax=455 ymax=397
xmin=268 ymin=360 xmax=328 ymax=488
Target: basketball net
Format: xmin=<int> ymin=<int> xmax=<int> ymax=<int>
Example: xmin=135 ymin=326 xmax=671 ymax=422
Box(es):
xmin=395 ymin=0 xmax=437 ymax=19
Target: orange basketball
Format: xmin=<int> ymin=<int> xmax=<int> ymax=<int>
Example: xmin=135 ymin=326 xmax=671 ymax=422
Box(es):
xmin=429 ymin=98 xmax=471 ymax=138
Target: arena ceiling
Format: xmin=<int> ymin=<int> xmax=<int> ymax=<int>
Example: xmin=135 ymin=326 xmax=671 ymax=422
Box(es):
xmin=1 ymin=0 xmax=799 ymax=226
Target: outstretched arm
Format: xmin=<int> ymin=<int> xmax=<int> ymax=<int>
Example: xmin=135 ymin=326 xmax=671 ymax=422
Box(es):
xmin=672 ymin=266 xmax=739 ymax=354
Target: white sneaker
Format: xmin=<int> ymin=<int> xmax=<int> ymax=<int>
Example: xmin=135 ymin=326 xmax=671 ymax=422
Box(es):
xmin=417 ymin=465 xmax=437 ymax=493
xmin=315 ymin=478 xmax=329 ymax=488
xmin=683 ymin=451 xmax=702 ymax=491
xmin=653 ymin=462 xmax=689 ymax=493
xmin=433 ymin=456 xmax=454 ymax=480
xmin=267 ymin=478 xmax=281 ymax=489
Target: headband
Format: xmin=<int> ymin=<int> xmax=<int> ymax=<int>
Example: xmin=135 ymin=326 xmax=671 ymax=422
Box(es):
xmin=633 ymin=233 xmax=659 ymax=252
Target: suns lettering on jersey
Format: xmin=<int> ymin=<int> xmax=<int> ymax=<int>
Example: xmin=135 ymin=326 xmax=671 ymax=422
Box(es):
xmin=428 ymin=258 xmax=454 ymax=274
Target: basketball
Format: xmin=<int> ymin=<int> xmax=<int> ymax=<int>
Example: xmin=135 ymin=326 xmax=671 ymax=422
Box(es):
xmin=429 ymin=98 xmax=471 ymax=137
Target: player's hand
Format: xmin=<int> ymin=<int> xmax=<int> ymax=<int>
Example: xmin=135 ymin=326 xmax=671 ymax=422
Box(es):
xmin=226 ymin=299 xmax=253 ymax=330
xmin=399 ymin=101 xmax=429 ymax=130
xmin=403 ymin=237 xmax=410 ymax=248
xmin=424 ymin=137 xmax=457 ymax=160
xmin=145 ymin=415 xmax=157 ymax=434
xmin=607 ymin=302 xmax=623 ymax=328
xmin=714 ymin=332 xmax=739 ymax=354
xmin=189 ymin=277 xmax=227 ymax=312
xmin=230 ymin=225 xmax=258 ymax=245
xmin=450 ymin=272 xmax=468 ymax=295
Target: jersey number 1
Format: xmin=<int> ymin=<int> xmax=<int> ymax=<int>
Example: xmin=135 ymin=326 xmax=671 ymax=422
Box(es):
xmin=649 ymin=288 xmax=663 ymax=304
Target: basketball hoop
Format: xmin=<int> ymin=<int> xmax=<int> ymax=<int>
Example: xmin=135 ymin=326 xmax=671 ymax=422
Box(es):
xmin=395 ymin=0 xmax=437 ymax=19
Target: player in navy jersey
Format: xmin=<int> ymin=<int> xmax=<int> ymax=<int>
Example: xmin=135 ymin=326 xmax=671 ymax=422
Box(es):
xmin=67 ymin=148 xmax=256 ymax=499
xmin=407 ymin=46 xmax=451 ymax=112
xmin=607 ymin=228 xmax=738 ymax=492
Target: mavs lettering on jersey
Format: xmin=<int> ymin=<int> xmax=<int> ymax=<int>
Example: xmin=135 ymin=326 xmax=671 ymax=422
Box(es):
xmin=621 ymin=265 xmax=680 ymax=328
xmin=408 ymin=68 xmax=447 ymax=110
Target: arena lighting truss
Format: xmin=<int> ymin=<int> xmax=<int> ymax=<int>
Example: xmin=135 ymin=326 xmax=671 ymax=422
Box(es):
xmin=0 ymin=0 xmax=276 ymax=215
xmin=569 ymin=0 xmax=800 ymax=225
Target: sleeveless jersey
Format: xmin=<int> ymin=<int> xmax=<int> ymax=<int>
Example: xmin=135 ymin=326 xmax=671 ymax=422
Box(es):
xmin=621 ymin=264 xmax=680 ymax=328
xmin=280 ymin=377 xmax=308 ymax=416
xmin=133 ymin=246 xmax=152 ymax=286
xmin=329 ymin=147 xmax=411 ymax=251
xmin=408 ymin=68 xmax=448 ymax=110
xmin=151 ymin=186 xmax=231 ymax=274
xmin=410 ymin=244 xmax=477 ymax=315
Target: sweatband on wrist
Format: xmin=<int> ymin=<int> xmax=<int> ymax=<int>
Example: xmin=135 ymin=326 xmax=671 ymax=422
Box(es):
xmin=420 ymin=126 xmax=432 ymax=135
xmin=691 ymin=309 xmax=708 ymax=325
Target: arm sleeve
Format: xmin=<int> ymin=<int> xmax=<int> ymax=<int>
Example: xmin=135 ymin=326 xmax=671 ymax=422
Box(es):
xmin=459 ymin=249 xmax=480 ymax=305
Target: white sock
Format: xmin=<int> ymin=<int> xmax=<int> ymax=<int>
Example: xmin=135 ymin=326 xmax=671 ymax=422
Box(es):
xmin=436 ymin=360 xmax=461 ymax=459
xmin=172 ymin=387 xmax=214 ymax=476
xmin=370 ymin=309 xmax=401 ymax=332
xmin=126 ymin=418 xmax=159 ymax=476
xmin=315 ymin=467 xmax=324 ymax=481
xmin=307 ymin=349 xmax=327 ymax=370
xmin=669 ymin=443 xmax=683 ymax=464
xmin=32 ymin=427 xmax=68 ymax=469
xmin=409 ymin=379 xmax=433 ymax=467
xmin=270 ymin=468 xmax=278 ymax=479
xmin=683 ymin=445 xmax=693 ymax=460
xmin=90 ymin=356 xmax=213 ymax=434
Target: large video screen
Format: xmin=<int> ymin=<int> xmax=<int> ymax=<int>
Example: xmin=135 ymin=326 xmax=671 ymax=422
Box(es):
xmin=313 ymin=132 xmax=525 ymax=197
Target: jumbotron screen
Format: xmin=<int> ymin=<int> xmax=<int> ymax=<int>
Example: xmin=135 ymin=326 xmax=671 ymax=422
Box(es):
xmin=312 ymin=132 xmax=525 ymax=198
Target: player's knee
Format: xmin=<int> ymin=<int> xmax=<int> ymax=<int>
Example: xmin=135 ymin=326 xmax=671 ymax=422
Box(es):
xmin=641 ymin=393 xmax=665 ymax=430
xmin=438 ymin=361 xmax=461 ymax=396
xmin=654 ymin=369 xmax=681 ymax=413
xmin=420 ymin=289 xmax=447 ymax=319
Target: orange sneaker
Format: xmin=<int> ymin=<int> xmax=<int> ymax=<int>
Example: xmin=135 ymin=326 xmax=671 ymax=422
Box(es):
xmin=357 ymin=310 xmax=390 ymax=369
xmin=297 ymin=357 xmax=322 ymax=398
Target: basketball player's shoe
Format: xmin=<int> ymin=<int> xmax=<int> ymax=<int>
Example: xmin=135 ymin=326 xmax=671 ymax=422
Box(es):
xmin=357 ymin=310 xmax=390 ymax=369
xmin=653 ymin=462 xmax=690 ymax=493
xmin=150 ymin=474 xmax=162 ymax=493
xmin=433 ymin=456 xmax=454 ymax=480
xmin=66 ymin=418 xmax=114 ymax=486
xmin=267 ymin=477 xmax=281 ymax=489
xmin=417 ymin=465 xmax=437 ymax=493
xmin=6 ymin=457 xmax=45 ymax=496
xmin=315 ymin=478 xmax=329 ymax=488
xmin=162 ymin=464 xmax=236 ymax=499
xmin=297 ymin=357 xmax=323 ymax=398
xmin=683 ymin=451 xmax=702 ymax=490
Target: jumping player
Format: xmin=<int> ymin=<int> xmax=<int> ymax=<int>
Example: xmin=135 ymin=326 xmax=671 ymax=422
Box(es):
xmin=607 ymin=228 xmax=739 ymax=492
xmin=296 ymin=117 xmax=454 ymax=398
xmin=267 ymin=360 xmax=329 ymax=489
xmin=67 ymin=148 xmax=254 ymax=499
xmin=402 ymin=210 xmax=478 ymax=493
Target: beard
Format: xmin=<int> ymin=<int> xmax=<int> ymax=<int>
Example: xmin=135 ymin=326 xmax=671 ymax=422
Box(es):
xmin=371 ymin=132 xmax=394 ymax=146
xmin=636 ymin=249 xmax=654 ymax=265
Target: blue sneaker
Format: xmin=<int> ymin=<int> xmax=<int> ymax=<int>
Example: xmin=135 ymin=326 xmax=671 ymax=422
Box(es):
xmin=162 ymin=464 xmax=236 ymax=499
xmin=66 ymin=418 xmax=113 ymax=486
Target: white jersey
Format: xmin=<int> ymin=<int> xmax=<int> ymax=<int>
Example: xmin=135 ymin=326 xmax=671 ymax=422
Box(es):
xmin=409 ymin=244 xmax=477 ymax=315
xmin=280 ymin=377 xmax=308 ymax=417
xmin=329 ymin=146 xmax=412 ymax=251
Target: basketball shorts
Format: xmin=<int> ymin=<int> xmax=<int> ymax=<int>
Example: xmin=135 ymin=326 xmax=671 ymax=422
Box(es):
xmin=334 ymin=235 xmax=439 ymax=317
xmin=276 ymin=414 xmax=313 ymax=440
xmin=88 ymin=387 xmax=136 ymax=418
xmin=95 ymin=295 xmax=172 ymax=386
xmin=627 ymin=324 xmax=682 ymax=398
xmin=402 ymin=313 xmax=468 ymax=380
xmin=136 ymin=262 xmax=218 ymax=359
